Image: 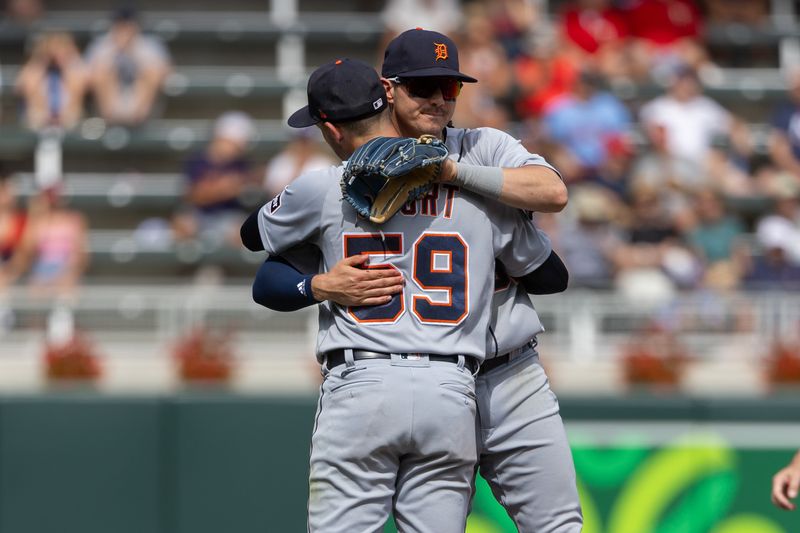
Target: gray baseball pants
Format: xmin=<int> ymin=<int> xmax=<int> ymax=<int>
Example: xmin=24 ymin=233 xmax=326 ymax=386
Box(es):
xmin=476 ymin=346 xmax=583 ymax=532
xmin=308 ymin=352 xmax=478 ymax=533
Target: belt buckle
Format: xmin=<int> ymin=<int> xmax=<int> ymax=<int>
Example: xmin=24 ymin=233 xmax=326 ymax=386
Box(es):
xmin=401 ymin=353 xmax=422 ymax=361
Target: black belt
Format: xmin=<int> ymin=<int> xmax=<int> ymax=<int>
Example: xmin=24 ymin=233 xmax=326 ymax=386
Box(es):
xmin=477 ymin=353 xmax=511 ymax=375
xmin=325 ymin=349 xmax=478 ymax=373
xmin=478 ymin=340 xmax=536 ymax=376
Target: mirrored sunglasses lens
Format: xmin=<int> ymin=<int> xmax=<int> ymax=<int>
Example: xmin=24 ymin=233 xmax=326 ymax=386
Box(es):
xmin=405 ymin=78 xmax=462 ymax=100
xmin=440 ymin=80 xmax=462 ymax=100
xmin=406 ymin=79 xmax=438 ymax=99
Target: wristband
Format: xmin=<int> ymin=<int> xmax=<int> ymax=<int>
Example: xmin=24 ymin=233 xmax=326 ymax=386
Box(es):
xmin=303 ymin=275 xmax=321 ymax=303
xmin=453 ymin=163 xmax=504 ymax=200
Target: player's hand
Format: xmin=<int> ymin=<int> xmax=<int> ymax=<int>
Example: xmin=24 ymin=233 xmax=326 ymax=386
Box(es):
xmin=311 ymin=254 xmax=403 ymax=306
xmin=772 ymin=455 xmax=800 ymax=510
xmin=437 ymin=158 xmax=458 ymax=183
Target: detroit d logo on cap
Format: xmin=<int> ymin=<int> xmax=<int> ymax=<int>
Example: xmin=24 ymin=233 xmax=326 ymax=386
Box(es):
xmin=434 ymin=42 xmax=448 ymax=61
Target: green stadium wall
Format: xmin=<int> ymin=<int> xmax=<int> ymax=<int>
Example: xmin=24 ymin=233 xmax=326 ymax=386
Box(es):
xmin=0 ymin=393 xmax=797 ymax=533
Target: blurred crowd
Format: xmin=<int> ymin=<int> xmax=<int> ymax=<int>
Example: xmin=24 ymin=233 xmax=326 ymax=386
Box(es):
xmin=1 ymin=0 xmax=799 ymax=307
xmin=381 ymin=0 xmax=799 ymax=298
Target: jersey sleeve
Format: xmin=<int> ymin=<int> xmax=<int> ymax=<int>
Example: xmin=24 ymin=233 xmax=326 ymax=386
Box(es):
xmin=257 ymin=169 xmax=330 ymax=255
xmin=279 ymin=242 xmax=324 ymax=274
xmin=488 ymin=202 xmax=553 ymax=278
xmin=473 ymin=127 xmax=561 ymax=177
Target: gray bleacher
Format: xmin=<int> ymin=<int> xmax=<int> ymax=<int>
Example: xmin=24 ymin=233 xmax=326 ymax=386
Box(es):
xmin=0 ymin=0 xmax=389 ymax=283
xmin=1 ymin=1 xmax=798 ymax=387
xmin=0 ymin=0 xmax=796 ymax=284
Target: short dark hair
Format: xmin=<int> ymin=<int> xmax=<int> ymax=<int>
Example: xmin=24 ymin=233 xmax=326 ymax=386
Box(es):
xmin=334 ymin=108 xmax=387 ymax=137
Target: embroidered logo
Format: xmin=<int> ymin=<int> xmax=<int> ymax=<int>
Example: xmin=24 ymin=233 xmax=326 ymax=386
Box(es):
xmin=269 ymin=192 xmax=283 ymax=213
xmin=297 ymin=280 xmax=307 ymax=296
xmin=434 ymin=42 xmax=448 ymax=61
xmin=373 ymin=98 xmax=383 ymax=110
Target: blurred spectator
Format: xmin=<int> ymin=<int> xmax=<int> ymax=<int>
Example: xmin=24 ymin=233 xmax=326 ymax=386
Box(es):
xmin=613 ymin=182 xmax=700 ymax=294
xmin=768 ymin=68 xmax=800 ymax=184
xmin=542 ymin=68 xmax=631 ymax=183
xmin=487 ymin=0 xmax=542 ymax=59
xmin=558 ymin=0 xmax=629 ymax=80
xmin=381 ymin=0 xmax=461 ymax=36
xmin=0 ymin=187 xmax=88 ymax=300
xmin=263 ymin=128 xmax=335 ymax=198
xmin=754 ymin=185 xmax=800 ymax=267
xmin=5 ymin=0 xmax=44 ymax=26
xmin=0 ymin=167 xmax=26 ymax=266
xmin=684 ymin=188 xmax=747 ymax=270
xmin=703 ymin=135 xmax=755 ymax=199
xmin=621 ymin=0 xmax=709 ymax=80
xmin=633 ymin=121 xmax=753 ymax=230
xmin=173 ymin=112 xmax=256 ymax=248
xmin=557 ymin=185 xmax=624 ymax=288
xmin=639 ymin=65 xmax=731 ymax=169
xmin=453 ymin=3 xmax=513 ymax=129
xmin=85 ymin=7 xmax=171 ymax=126
xmin=624 ymin=182 xmax=679 ymax=247
xmin=630 ymin=121 xmax=697 ymax=223
xmin=14 ymin=32 xmax=88 ymax=131
xmin=705 ymin=0 xmax=769 ymax=27
xmin=592 ymin=134 xmax=634 ymax=199
xmin=744 ymin=223 xmax=800 ymax=290
xmin=379 ymin=0 xmax=462 ymax=58
xmin=514 ymin=35 xmax=579 ymax=119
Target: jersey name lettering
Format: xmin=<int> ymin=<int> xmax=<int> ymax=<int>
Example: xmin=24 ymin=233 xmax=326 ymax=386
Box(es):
xmin=400 ymin=184 xmax=459 ymax=219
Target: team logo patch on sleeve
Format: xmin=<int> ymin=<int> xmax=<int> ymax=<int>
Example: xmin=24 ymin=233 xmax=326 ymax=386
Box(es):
xmin=269 ymin=192 xmax=283 ymax=214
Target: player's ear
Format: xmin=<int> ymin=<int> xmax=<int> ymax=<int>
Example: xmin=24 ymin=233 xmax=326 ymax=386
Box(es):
xmin=319 ymin=121 xmax=343 ymax=144
xmin=318 ymin=122 xmax=349 ymax=159
xmin=382 ymin=78 xmax=395 ymax=105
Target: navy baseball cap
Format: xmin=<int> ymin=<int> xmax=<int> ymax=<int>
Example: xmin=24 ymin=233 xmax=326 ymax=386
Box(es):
xmin=288 ymin=59 xmax=387 ymax=128
xmin=382 ymin=28 xmax=477 ymax=83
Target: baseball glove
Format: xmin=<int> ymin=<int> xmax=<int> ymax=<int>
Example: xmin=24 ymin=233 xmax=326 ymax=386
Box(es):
xmin=341 ymin=135 xmax=449 ymax=224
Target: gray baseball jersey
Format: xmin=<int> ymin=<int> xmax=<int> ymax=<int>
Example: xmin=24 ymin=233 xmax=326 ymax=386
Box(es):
xmin=256 ymin=163 xmax=552 ymax=363
xmin=445 ymin=127 xmax=583 ymax=532
xmin=445 ymin=126 xmax=554 ymax=356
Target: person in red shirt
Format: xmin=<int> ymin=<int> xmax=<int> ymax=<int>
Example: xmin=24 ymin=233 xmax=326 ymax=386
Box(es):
xmin=514 ymin=38 xmax=580 ymax=119
xmin=559 ymin=0 xmax=629 ymax=79
xmin=622 ymin=0 xmax=709 ymax=80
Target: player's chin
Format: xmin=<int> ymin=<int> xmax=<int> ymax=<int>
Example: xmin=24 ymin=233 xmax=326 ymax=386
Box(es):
xmin=416 ymin=114 xmax=449 ymax=135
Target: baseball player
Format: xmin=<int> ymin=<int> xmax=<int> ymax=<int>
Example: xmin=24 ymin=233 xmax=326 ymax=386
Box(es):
xmin=251 ymin=30 xmax=581 ymax=532
xmin=241 ymin=58 xmax=554 ymax=533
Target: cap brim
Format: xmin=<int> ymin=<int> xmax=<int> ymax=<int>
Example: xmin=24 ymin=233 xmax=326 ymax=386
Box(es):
xmin=395 ymin=67 xmax=477 ymax=83
xmin=287 ymin=106 xmax=320 ymax=128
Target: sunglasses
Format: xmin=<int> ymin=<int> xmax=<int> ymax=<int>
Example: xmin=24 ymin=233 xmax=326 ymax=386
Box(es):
xmin=388 ymin=77 xmax=463 ymax=101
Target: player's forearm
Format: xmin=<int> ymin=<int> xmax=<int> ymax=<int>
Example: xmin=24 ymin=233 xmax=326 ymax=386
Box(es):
xmin=442 ymin=160 xmax=568 ymax=212
xmin=252 ymin=256 xmax=317 ymax=312
xmin=498 ymin=166 xmax=568 ymax=212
